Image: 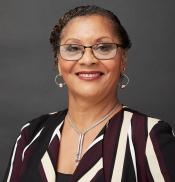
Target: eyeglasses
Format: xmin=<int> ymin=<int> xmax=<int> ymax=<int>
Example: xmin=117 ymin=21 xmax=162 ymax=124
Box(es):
xmin=57 ymin=43 xmax=124 ymax=61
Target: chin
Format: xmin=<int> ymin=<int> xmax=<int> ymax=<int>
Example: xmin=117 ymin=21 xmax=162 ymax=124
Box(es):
xmin=70 ymin=87 xmax=103 ymax=99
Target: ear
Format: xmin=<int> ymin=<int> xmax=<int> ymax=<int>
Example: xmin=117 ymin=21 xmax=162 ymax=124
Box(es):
xmin=56 ymin=56 xmax=62 ymax=75
xmin=120 ymin=50 xmax=127 ymax=72
xmin=58 ymin=62 xmax=62 ymax=75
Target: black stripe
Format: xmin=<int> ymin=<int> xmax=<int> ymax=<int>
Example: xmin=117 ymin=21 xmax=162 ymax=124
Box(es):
xmin=150 ymin=121 xmax=175 ymax=181
xmin=121 ymin=138 xmax=136 ymax=182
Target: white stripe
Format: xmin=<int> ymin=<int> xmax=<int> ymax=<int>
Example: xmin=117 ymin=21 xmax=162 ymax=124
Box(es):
xmin=87 ymin=135 xmax=104 ymax=150
xmin=49 ymin=111 xmax=58 ymax=115
xmin=111 ymin=111 xmax=133 ymax=182
xmin=146 ymin=136 xmax=165 ymax=181
xmin=7 ymin=135 xmax=21 ymax=182
xmin=21 ymin=123 xmax=30 ymax=131
xmin=78 ymin=158 xmax=103 ymax=182
xmin=41 ymin=151 xmax=56 ymax=182
xmin=128 ymin=122 xmax=138 ymax=182
xmin=122 ymin=105 xmax=128 ymax=108
xmin=147 ymin=117 xmax=159 ymax=133
xmin=146 ymin=117 xmax=165 ymax=181
xmin=22 ymin=127 xmax=44 ymax=161
xmin=49 ymin=120 xmax=64 ymax=145
xmin=7 ymin=123 xmax=30 ymax=182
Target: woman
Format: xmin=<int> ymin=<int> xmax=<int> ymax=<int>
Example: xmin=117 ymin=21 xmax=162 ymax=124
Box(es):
xmin=4 ymin=5 xmax=175 ymax=182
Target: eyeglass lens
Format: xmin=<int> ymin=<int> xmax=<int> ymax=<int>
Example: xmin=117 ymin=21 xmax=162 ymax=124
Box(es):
xmin=59 ymin=43 xmax=118 ymax=61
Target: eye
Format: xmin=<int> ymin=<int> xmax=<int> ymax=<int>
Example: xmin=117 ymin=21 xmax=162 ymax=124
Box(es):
xmin=94 ymin=43 xmax=116 ymax=53
xmin=64 ymin=44 xmax=82 ymax=52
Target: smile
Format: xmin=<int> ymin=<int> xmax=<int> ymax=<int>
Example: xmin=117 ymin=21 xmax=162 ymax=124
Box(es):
xmin=76 ymin=71 xmax=104 ymax=81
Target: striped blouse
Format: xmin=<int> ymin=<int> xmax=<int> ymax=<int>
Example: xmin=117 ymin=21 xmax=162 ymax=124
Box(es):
xmin=4 ymin=107 xmax=175 ymax=182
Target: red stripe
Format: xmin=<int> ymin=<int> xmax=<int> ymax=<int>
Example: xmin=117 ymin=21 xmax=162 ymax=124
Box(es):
xmin=47 ymin=135 xmax=59 ymax=168
xmin=38 ymin=163 xmax=48 ymax=182
xmin=131 ymin=112 xmax=148 ymax=181
xmin=72 ymin=140 xmax=103 ymax=181
xmin=103 ymin=109 xmax=124 ymax=181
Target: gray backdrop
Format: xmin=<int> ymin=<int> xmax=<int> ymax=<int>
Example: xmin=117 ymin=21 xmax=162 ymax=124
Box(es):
xmin=0 ymin=0 xmax=175 ymax=180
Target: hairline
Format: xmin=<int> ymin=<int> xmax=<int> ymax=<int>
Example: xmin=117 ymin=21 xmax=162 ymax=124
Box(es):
xmin=59 ymin=13 xmax=122 ymax=45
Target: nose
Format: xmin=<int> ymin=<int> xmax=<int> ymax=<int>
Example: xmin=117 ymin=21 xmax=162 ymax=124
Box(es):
xmin=78 ymin=47 xmax=99 ymax=65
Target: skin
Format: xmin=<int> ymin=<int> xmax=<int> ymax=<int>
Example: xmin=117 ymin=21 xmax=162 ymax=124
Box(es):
xmin=56 ymin=15 xmax=127 ymax=174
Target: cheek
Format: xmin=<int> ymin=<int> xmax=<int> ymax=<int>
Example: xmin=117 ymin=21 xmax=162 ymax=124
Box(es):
xmin=58 ymin=59 xmax=75 ymax=75
xmin=103 ymin=59 xmax=122 ymax=75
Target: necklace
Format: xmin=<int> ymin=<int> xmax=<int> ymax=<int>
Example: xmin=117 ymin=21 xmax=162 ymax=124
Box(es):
xmin=67 ymin=103 xmax=120 ymax=165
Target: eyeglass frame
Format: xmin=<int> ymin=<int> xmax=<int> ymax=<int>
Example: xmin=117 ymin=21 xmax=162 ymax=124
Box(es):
xmin=56 ymin=43 xmax=125 ymax=61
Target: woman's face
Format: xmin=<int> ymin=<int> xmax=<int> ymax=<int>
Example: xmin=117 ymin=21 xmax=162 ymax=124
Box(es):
xmin=57 ymin=15 xmax=126 ymax=99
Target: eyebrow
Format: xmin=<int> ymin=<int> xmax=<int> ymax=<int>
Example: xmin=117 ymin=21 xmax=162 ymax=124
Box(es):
xmin=64 ymin=38 xmax=81 ymax=44
xmin=63 ymin=36 xmax=114 ymax=44
xmin=96 ymin=36 xmax=113 ymax=41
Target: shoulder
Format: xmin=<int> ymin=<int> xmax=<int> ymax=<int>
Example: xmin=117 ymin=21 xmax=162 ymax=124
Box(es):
xmin=18 ymin=109 xmax=67 ymax=141
xmin=123 ymin=106 xmax=174 ymax=136
xmin=124 ymin=106 xmax=157 ymax=120
xmin=123 ymin=107 xmax=175 ymax=181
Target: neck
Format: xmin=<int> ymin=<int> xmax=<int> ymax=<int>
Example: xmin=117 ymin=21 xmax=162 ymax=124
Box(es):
xmin=67 ymin=92 xmax=122 ymax=130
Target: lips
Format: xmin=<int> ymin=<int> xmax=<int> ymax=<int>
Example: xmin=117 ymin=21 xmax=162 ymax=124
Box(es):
xmin=75 ymin=71 xmax=104 ymax=81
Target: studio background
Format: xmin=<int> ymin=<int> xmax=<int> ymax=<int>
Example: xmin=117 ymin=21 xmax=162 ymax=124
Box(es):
xmin=0 ymin=0 xmax=175 ymax=180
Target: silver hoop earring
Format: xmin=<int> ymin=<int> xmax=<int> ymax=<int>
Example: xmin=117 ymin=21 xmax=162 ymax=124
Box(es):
xmin=54 ymin=74 xmax=66 ymax=88
xmin=119 ymin=73 xmax=129 ymax=89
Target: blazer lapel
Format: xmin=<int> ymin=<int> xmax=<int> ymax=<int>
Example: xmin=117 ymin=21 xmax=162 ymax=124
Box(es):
xmin=20 ymin=110 xmax=67 ymax=182
xmin=41 ymin=121 xmax=64 ymax=182
xmin=103 ymin=109 xmax=124 ymax=182
xmin=103 ymin=109 xmax=133 ymax=182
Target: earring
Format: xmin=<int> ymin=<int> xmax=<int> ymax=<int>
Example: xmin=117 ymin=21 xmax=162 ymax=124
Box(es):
xmin=119 ymin=73 xmax=129 ymax=89
xmin=54 ymin=74 xmax=66 ymax=88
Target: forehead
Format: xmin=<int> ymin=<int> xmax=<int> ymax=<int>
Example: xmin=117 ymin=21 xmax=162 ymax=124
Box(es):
xmin=60 ymin=15 xmax=119 ymax=43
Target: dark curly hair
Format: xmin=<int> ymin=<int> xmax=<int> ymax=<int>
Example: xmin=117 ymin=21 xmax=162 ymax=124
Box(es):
xmin=49 ymin=5 xmax=132 ymax=64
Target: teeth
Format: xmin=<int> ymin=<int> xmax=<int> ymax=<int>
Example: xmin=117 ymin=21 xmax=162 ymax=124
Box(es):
xmin=79 ymin=73 xmax=100 ymax=78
